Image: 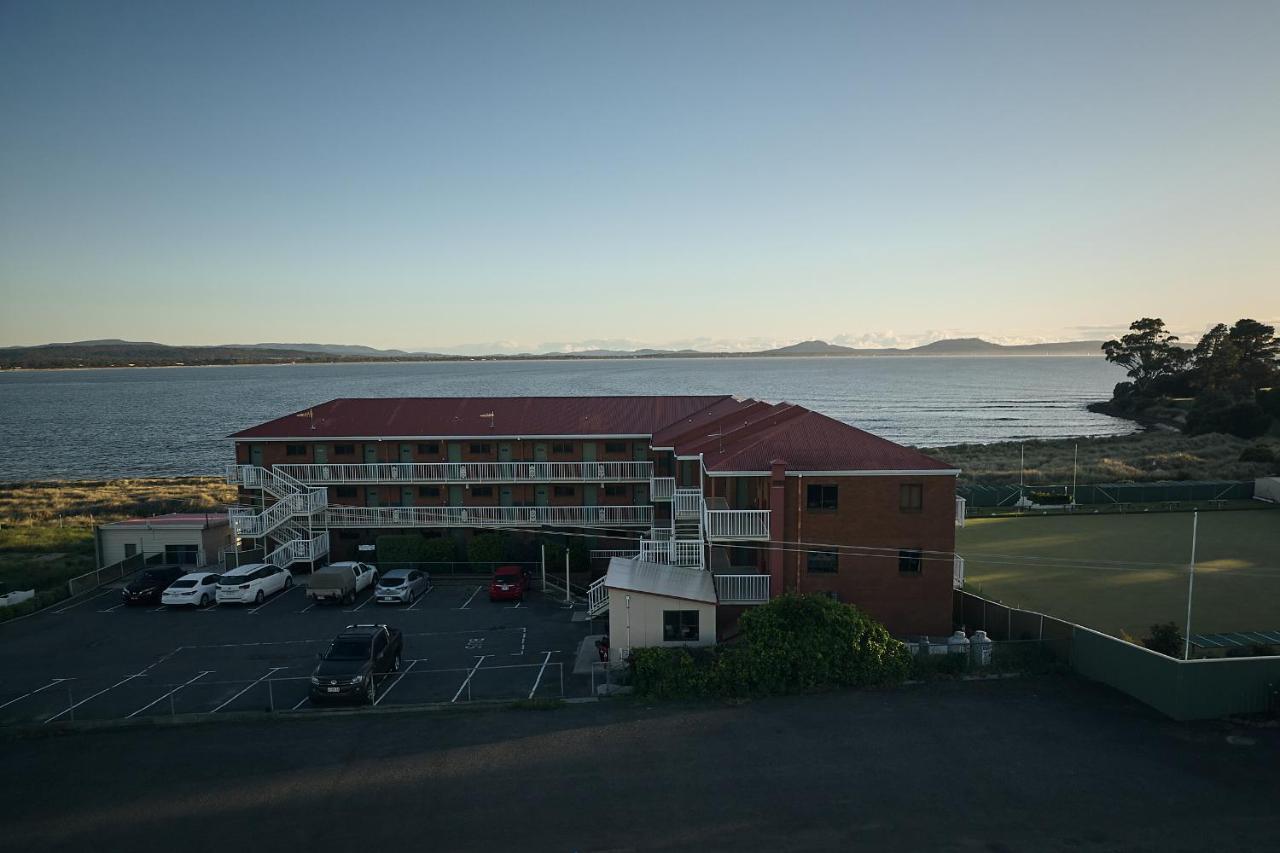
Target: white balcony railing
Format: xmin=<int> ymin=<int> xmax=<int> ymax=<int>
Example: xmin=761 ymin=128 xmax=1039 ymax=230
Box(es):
xmin=322 ymin=504 xmax=653 ymax=529
xmin=650 ymin=477 xmax=676 ymax=501
xmin=953 ymin=555 xmax=965 ymax=589
xmin=228 ymin=500 xmax=293 ymax=539
xmin=672 ymin=540 xmax=703 ymax=568
xmin=638 ymin=539 xmax=673 ymax=564
xmin=714 ymin=574 xmax=770 ymax=604
xmin=265 ymin=531 xmax=329 ymax=569
xmin=674 ymin=489 xmax=703 ymax=519
xmin=705 ymin=509 xmax=771 ymax=540
xmin=274 ymin=461 xmax=653 ymax=486
xmin=955 ymin=496 xmax=967 ymax=528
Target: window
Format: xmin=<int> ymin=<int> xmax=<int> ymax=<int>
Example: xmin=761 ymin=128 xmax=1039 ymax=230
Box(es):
xmin=285 ymin=444 xmax=307 ymax=457
xmin=418 ymin=486 xmax=440 ymax=498
xmin=469 ymin=443 xmax=491 ymax=454
xmin=471 ymin=486 xmax=494 ymax=497
xmin=900 ymin=483 xmax=924 ymax=512
xmin=662 ymin=610 xmax=700 ymax=642
xmin=806 ymin=484 xmax=838 ymax=511
xmin=604 ymin=441 xmax=627 ymax=454
xmin=417 ymin=443 xmax=439 ymax=455
xmin=164 ymin=544 xmax=199 ymax=565
xmin=898 ymin=549 xmax=923 ymax=574
xmin=553 ymin=485 xmax=575 ymax=497
xmin=337 ymin=530 xmax=361 ymax=540
xmin=335 ymin=486 xmax=358 ymax=498
xmin=551 ymin=441 xmax=573 ymax=454
xmin=603 ymin=484 xmax=627 ymax=497
xmin=334 ymin=444 xmax=355 ymax=456
xmin=806 ymin=549 xmax=838 ymax=573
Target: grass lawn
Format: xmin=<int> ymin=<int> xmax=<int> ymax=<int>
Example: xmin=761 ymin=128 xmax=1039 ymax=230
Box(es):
xmin=0 ymin=526 xmax=96 ymax=594
xmin=957 ymin=508 xmax=1280 ymax=638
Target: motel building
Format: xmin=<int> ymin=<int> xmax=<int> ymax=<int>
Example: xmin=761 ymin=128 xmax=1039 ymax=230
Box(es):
xmin=226 ymin=396 xmax=964 ymax=657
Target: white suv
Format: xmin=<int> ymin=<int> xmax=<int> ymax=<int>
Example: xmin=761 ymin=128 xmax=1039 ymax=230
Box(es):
xmin=216 ymin=563 xmax=293 ymax=605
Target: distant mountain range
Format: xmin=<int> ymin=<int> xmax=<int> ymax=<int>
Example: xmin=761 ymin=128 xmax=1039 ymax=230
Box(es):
xmin=0 ymin=337 xmax=1105 ymax=369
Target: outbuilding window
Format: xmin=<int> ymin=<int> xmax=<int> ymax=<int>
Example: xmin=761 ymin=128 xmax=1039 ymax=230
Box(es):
xmin=898 ymin=549 xmax=923 ymax=574
xmin=663 ymin=610 xmax=700 ymax=642
xmin=900 ymin=483 xmax=924 ymax=512
xmin=806 ymin=484 xmax=838 ymax=511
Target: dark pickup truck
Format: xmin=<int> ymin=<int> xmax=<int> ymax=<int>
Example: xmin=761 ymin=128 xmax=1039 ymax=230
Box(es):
xmin=309 ymin=624 xmax=404 ymax=704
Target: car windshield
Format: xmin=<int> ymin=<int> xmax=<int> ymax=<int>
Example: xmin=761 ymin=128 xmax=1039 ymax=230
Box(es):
xmin=142 ymin=572 xmax=169 ymax=583
xmin=325 ymin=640 xmax=369 ymax=660
xmin=217 ymin=575 xmax=245 ymax=586
xmin=379 ymin=577 xmax=404 ymax=587
xmin=169 ymin=579 xmax=196 ymax=588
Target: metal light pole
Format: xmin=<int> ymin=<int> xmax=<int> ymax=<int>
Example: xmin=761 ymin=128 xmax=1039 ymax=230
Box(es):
xmin=564 ymin=549 xmax=571 ymax=605
xmin=1183 ymin=511 xmax=1199 ymax=660
xmin=1072 ymin=443 xmax=1078 ymax=505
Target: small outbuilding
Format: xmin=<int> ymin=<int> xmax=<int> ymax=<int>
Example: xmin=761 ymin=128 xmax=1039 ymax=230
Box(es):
xmin=95 ymin=513 xmax=233 ymax=569
xmin=604 ymin=557 xmax=718 ymax=662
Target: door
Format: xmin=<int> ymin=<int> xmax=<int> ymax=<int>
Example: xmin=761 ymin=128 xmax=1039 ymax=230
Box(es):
xmin=449 ymin=485 xmax=464 ymax=507
xmin=250 ymin=445 xmax=264 ymax=467
xmin=535 ymin=485 xmax=548 ymax=506
xmin=498 ymin=443 xmax=512 ymax=463
xmin=402 ymin=487 xmax=414 ymax=507
xmin=367 ymin=488 xmax=380 ymax=508
xmin=400 ymin=444 xmax=412 ymax=463
xmin=447 ymin=443 xmax=462 ymax=463
xmin=633 ymin=443 xmax=647 ymax=462
xmin=500 ymin=486 xmax=513 ymax=507
xmin=533 ymin=443 xmax=547 ymax=462
xmin=315 ymin=444 xmax=328 ymax=465
xmin=582 ymin=442 xmax=597 ymax=463
xmin=364 ymin=444 xmax=378 ymax=464
xmin=584 ymin=484 xmax=597 ymax=507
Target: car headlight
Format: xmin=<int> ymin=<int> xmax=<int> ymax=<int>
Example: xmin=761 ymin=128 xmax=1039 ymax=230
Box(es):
xmin=348 ymin=675 xmax=365 ymax=684
xmin=310 ymin=676 xmax=322 ymax=685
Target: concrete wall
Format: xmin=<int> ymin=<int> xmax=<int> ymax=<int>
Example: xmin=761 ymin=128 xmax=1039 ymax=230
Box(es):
xmin=99 ymin=524 xmax=232 ymax=568
xmin=607 ymin=588 xmax=716 ymax=662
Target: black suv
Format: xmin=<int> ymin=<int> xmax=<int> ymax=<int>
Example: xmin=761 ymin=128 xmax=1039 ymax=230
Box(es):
xmin=121 ymin=565 xmax=185 ymax=605
xmin=310 ymin=625 xmax=404 ymax=704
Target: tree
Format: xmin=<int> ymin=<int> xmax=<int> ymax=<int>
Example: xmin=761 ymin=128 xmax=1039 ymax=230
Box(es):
xmin=1102 ymin=318 xmax=1189 ymax=394
xmin=1227 ymin=319 xmax=1280 ymax=392
xmin=1142 ymin=622 xmax=1183 ymax=658
xmin=1190 ymin=319 xmax=1279 ymax=398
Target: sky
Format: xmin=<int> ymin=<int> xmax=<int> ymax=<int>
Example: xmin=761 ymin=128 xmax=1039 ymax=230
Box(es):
xmin=1 ymin=1 xmax=1278 ymax=354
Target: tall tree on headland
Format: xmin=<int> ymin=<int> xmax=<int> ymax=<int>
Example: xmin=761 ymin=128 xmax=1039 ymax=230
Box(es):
xmin=1102 ymin=318 xmax=1189 ymax=394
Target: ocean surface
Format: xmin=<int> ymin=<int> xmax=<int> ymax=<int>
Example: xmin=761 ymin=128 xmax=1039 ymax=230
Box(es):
xmin=0 ymin=356 xmax=1132 ymax=481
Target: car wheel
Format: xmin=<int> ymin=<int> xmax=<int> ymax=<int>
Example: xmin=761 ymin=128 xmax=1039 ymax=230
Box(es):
xmin=284 ymin=575 xmax=293 ymax=590
xmin=393 ymin=654 xmax=401 ymax=672
xmin=344 ymin=590 xmax=354 ymax=606
xmin=255 ymin=589 xmax=265 ymax=605
xmin=365 ymin=678 xmax=376 ymax=704
xmin=200 ymin=594 xmax=209 ymax=607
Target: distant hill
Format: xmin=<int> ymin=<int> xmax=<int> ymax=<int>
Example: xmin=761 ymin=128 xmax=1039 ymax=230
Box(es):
xmin=0 ymin=336 xmax=1106 ymax=369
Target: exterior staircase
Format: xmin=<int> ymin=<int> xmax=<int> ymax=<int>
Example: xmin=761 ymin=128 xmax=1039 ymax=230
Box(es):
xmin=226 ymin=464 xmax=330 ymax=568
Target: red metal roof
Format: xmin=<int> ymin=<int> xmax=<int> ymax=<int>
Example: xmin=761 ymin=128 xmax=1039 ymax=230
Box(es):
xmin=230 ymin=395 xmax=954 ymax=474
xmin=230 ymin=396 xmax=733 ymax=440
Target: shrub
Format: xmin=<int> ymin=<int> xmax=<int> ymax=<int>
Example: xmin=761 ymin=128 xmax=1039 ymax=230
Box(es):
xmin=466 ymin=533 xmax=505 ymax=564
xmin=374 ymin=534 xmax=455 ymax=565
xmin=631 ymin=594 xmax=911 ymax=699
xmin=1238 ymin=444 xmax=1276 ymax=464
xmin=1142 ymin=622 xmax=1184 ymax=657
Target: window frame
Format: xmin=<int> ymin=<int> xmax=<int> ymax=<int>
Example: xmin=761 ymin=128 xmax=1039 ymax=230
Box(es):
xmin=285 ymin=444 xmax=307 ymax=457
xmin=662 ymin=609 xmax=701 ymax=642
xmin=898 ymin=548 xmax=923 ymax=575
xmin=603 ymin=441 xmax=627 ymax=454
xmin=899 ymin=483 xmax=924 ymax=513
xmin=417 ymin=443 xmax=439 ymax=455
xmin=333 ymin=444 xmax=356 ymax=456
xmin=806 ymin=484 xmax=838 ymax=511
xmin=469 ymin=442 xmax=492 ymax=455
xmin=806 ymin=548 xmax=839 ymax=573
xmin=550 ymin=441 xmax=574 ymax=454
xmin=552 ymin=485 xmax=576 ymax=498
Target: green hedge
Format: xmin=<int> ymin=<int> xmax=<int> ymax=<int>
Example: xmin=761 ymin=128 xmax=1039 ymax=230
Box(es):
xmin=373 ymin=534 xmax=456 ymax=564
xmin=631 ymin=594 xmax=911 ymax=699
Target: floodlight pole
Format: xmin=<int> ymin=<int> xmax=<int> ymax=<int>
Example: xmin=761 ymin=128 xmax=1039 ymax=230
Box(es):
xmin=1183 ymin=510 xmax=1199 ymax=660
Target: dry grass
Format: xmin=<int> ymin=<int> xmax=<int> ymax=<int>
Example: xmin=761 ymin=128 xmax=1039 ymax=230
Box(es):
xmin=0 ymin=477 xmax=235 ymax=528
xmin=924 ymin=431 xmax=1280 ymax=485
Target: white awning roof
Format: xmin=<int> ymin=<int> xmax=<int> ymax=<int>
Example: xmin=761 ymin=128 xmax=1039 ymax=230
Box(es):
xmin=604 ymin=557 xmax=717 ymax=605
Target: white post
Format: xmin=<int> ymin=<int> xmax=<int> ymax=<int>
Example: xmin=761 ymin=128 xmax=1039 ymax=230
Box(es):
xmin=1019 ymin=442 xmax=1025 ymax=509
xmin=564 ymin=549 xmax=571 ymax=605
xmin=540 ymin=544 xmax=546 ymax=592
xmin=1072 ymin=443 xmax=1078 ymax=505
xmin=1183 ymin=510 xmax=1199 ymax=660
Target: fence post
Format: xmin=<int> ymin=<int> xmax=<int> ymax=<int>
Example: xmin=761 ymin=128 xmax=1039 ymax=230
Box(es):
xmin=564 ymin=551 xmax=571 ymax=605
xmin=268 ymin=678 xmax=275 ymax=712
xmin=558 ymin=662 xmax=564 ymax=698
xmin=541 ymin=544 xmax=546 ymax=592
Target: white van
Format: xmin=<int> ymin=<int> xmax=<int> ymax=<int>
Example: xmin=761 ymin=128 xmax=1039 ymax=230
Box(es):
xmin=215 ymin=563 xmax=292 ymax=605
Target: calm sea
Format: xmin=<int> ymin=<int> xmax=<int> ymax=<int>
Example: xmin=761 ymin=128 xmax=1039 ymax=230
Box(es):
xmin=0 ymin=356 xmax=1131 ymax=481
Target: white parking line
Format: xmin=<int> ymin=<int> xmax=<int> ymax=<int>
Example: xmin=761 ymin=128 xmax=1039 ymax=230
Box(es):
xmin=248 ymin=585 xmax=301 ymax=614
xmin=45 ymin=673 xmax=143 ymax=724
xmin=453 ymin=586 xmax=482 ymax=610
xmin=298 ymin=600 xmax=318 ymax=614
xmin=528 ymin=652 xmax=552 ymax=699
xmin=0 ymin=678 xmax=70 ymax=710
xmin=127 ymin=671 xmax=211 ymax=718
xmin=54 ymin=589 xmax=117 ymax=614
xmin=344 ymin=591 xmax=377 ymax=613
xmin=451 ymin=655 xmax=489 ymax=703
xmin=209 ymin=667 xmax=286 ymax=713
xmin=96 ymin=602 xmax=128 ymax=613
xmin=506 ymin=602 xmax=523 ymax=609
xmin=150 ymin=604 xmax=168 ymax=613
xmin=291 ymin=694 xmax=310 ymax=710
xmin=406 ymin=587 xmax=434 ymax=610
xmin=510 ymin=627 xmax=527 ymax=656
xmin=375 ymin=660 xmax=418 ymax=706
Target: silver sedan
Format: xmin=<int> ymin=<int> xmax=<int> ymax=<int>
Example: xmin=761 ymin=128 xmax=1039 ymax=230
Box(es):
xmin=374 ymin=568 xmax=431 ymax=604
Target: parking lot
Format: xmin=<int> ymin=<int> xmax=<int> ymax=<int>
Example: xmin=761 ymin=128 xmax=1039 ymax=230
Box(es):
xmin=0 ymin=573 xmax=598 ymax=726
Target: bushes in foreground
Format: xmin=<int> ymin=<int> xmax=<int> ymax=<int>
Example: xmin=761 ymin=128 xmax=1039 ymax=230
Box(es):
xmin=630 ymin=594 xmax=911 ymax=699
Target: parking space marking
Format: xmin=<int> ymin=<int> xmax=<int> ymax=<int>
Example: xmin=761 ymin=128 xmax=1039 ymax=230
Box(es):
xmin=150 ymin=604 xmax=169 ymax=613
xmin=291 ymin=694 xmax=310 ymax=711
xmin=453 ymin=586 xmax=482 ymax=610
xmin=406 ymin=587 xmax=434 ymax=610
xmin=209 ymin=667 xmax=285 ymax=713
xmin=510 ymin=627 xmax=527 ymax=656
xmin=451 ymin=655 xmax=489 ymax=703
xmin=374 ymin=660 xmax=418 ymax=706
xmin=127 ymin=671 xmax=211 ymax=718
xmin=528 ymin=652 xmax=552 ymax=699
xmin=0 ymin=678 xmax=70 ymax=710
xmin=96 ymin=602 xmax=128 ymax=613
xmin=44 ymin=673 xmax=143 ymax=724
xmin=344 ymin=591 xmax=378 ymax=613
xmin=506 ymin=602 xmax=524 ymax=609
xmin=54 ymin=589 xmax=118 ymax=614
xmin=298 ymin=600 xmax=318 ymax=614
xmin=248 ymin=586 xmax=302 ymax=615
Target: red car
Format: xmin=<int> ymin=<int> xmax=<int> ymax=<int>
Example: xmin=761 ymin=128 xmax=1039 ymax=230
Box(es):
xmin=489 ymin=565 xmax=527 ymax=602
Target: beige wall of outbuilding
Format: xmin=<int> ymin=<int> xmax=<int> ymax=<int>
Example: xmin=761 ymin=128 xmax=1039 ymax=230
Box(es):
xmin=606 ymin=588 xmax=715 ymax=662
xmin=98 ymin=525 xmax=233 ymax=568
